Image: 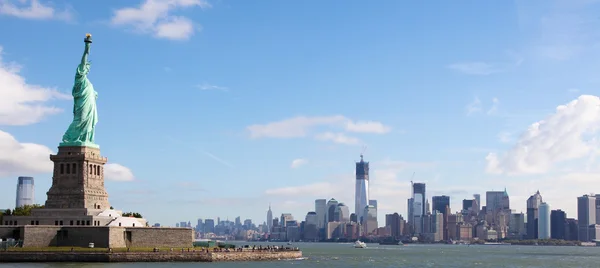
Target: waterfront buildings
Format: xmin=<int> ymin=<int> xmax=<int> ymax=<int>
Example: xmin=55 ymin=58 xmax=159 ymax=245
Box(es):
xmin=15 ymin=176 xmax=34 ymax=208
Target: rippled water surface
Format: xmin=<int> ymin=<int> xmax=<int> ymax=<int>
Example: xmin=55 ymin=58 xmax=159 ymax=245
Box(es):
xmin=2 ymin=242 xmax=600 ymax=268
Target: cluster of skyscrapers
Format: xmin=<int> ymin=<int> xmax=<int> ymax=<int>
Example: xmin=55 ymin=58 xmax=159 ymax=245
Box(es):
xmin=255 ymin=155 xmax=600 ymax=243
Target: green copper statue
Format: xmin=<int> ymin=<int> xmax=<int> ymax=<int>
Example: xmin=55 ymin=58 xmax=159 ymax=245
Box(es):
xmin=60 ymin=33 xmax=99 ymax=148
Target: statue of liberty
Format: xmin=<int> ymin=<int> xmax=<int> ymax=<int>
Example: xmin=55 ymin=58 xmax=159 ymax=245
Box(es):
xmin=60 ymin=34 xmax=99 ymax=148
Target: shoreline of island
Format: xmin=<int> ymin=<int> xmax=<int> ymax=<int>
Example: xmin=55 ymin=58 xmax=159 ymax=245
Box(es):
xmin=0 ymin=248 xmax=303 ymax=263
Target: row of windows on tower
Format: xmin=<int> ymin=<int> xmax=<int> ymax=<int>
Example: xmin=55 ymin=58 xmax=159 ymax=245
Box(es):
xmin=59 ymin=163 xmax=102 ymax=176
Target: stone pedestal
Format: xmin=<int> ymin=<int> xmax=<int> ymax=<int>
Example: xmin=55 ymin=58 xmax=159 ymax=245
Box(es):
xmin=44 ymin=146 xmax=110 ymax=211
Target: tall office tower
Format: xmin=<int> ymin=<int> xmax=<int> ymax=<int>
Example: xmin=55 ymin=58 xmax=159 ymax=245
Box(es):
xmin=15 ymin=176 xmax=35 ymax=208
xmin=335 ymin=203 xmax=350 ymax=222
xmin=526 ymin=190 xmax=543 ymax=239
xmin=432 ymin=195 xmax=450 ymax=240
xmin=304 ymin=212 xmax=319 ymax=241
xmin=538 ymin=202 xmax=551 ymax=239
xmin=486 ymin=191 xmax=504 ymax=212
xmin=432 ymin=196 xmax=450 ymax=213
xmin=462 ymin=199 xmax=474 ymax=211
xmin=473 ymin=194 xmax=481 ymax=212
xmin=509 ymin=213 xmax=526 ymax=239
xmin=204 ymin=219 xmax=215 ymax=233
xmin=385 ymin=213 xmax=403 ymax=239
xmin=315 ymin=199 xmax=327 ymax=228
xmin=196 ymin=219 xmax=204 ymax=232
xmin=280 ymin=213 xmax=294 ymax=227
xmin=267 ymin=203 xmax=273 ymax=233
xmin=407 ymin=198 xmax=414 ymax=224
xmin=412 ymin=182 xmax=426 ymax=233
xmin=578 ymin=194 xmax=596 ymax=242
xmin=550 ymin=209 xmax=566 ymax=240
xmin=363 ymin=205 xmax=378 ymax=235
xmin=355 ymin=154 xmax=369 ymax=224
xmin=595 ymin=194 xmax=600 ymax=224
xmin=326 ymin=198 xmax=339 ymax=223
xmin=369 ymin=200 xmax=378 ymax=209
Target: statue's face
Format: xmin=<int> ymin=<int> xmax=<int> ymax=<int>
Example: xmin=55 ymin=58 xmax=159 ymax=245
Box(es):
xmin=84 ymin=62 xmax=91 ymax=72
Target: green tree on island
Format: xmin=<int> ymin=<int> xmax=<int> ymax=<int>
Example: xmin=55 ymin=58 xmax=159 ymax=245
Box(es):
xmin=122 ymin=212 xmax=143 ymax=218
xmin=12 ymin=204 xmax=44 ymax=216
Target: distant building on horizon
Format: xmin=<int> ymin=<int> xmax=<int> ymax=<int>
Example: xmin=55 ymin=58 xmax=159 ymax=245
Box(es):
xmin=412 ymin=182 xmax=426 ymax=234
xmin=577 ymin=194 xmax=596 ymax=242
xmin=550 ymin=209 xmax=566 ymax=240
xmin=15 ymin=176 xmax=35 ymax=208
xmin=315 ymin=199 xmax=327 ymax=229
xmin=355 ymin=154 xmax=369 ymax=224
xmin=527 ymin=191 xmax=543 ymax=239
xmin=267 ymin=203 xmax=273 ymax=233
xmin=538 ymin=202 xmax=551 ymax=239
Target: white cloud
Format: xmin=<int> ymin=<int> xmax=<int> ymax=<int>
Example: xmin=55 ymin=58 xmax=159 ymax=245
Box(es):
xmin=104 ymin=163 xmax=135 ymax=181
xmin=0 ymin=0 xmax=72 ymax=21
xmin=290 ymin=158 xmax=308 ymax=169
xmin=345 ymin=121 xmax=390 ymax=134
xmin=0 ymin=130 xmax=53 ymax=176
xmin=315 ymin=132 xmax=360 ymax=145
xmin=448 ymin=62 xmax=500 ymax=75
xmin=246 ymin=115 xmax=390 ymax=140
xmin=196 ymin=82 xmax=228 ymax=91
xmin=0 ymin=46 xmax=69 ymax=126
xmin=110 ymin=0 xmax=211 ymax=40
xmin=486 ymin=95 xmax=600 ymax=175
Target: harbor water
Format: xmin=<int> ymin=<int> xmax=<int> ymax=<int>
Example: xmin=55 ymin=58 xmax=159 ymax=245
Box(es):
xmin=1 ymin=242 xmax=599 ymax=267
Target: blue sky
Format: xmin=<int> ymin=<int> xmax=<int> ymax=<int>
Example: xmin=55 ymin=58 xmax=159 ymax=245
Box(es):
xmin=1 ymin=0 xmax=600 ymax=227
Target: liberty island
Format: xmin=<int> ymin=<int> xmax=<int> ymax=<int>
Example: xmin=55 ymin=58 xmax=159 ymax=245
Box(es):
xmin=0 ymin=34 xmax=300 ymax=262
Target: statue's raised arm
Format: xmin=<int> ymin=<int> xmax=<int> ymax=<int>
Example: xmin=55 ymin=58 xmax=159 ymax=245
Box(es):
xmin=81 ymin=33 xmax=92 ymax=65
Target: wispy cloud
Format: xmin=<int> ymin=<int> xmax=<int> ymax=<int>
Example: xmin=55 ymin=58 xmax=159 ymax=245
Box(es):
xmin=196 ymin=82 xmax=229 ymax=91
xmin=204 ymin=151 xmax=234 ymax=168
xmin=246 ymin=115 xmax=390 ymax=141
xmin=290 ymin=158 xmax=308 ymax=169
xmin=0 ymin=0 xmax=73 ymax=21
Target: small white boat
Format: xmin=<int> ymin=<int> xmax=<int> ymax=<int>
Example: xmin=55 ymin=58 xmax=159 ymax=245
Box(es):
xmin=354 ymin=240 xmax=367 ymax=248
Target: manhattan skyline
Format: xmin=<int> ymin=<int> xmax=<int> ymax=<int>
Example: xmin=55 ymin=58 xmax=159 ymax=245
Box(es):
xmin=1 ymin=0 xmax=600 ymax=225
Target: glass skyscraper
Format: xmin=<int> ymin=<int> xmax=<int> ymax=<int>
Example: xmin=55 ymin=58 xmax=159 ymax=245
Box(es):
xmin=16 ymin=176 xmax=35 ymax=208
